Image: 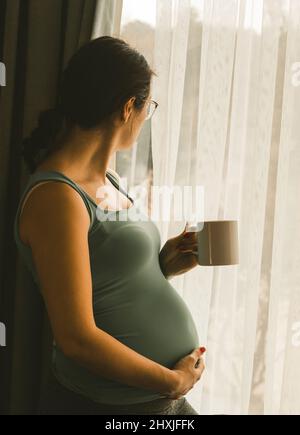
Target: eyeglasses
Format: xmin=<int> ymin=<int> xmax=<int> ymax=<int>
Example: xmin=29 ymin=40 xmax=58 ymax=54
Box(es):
xmin=145 ymin=99 xmax=158 ymax=120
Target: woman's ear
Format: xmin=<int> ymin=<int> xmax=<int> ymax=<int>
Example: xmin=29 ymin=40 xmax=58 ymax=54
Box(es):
xmin=123 ymin=97 xmax=136 ymax=123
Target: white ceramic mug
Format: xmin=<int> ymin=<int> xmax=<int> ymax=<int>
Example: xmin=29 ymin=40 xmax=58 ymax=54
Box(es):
xmin=190 ymin=220 xmax=239 ymax=266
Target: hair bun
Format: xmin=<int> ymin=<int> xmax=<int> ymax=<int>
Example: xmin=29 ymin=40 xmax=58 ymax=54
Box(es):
xmin=21 ymin=106 xmax=64 ymax=173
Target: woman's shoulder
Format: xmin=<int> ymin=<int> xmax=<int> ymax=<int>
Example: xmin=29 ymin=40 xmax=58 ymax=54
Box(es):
xmin=19 ymin=179 xmax=92 ymax=246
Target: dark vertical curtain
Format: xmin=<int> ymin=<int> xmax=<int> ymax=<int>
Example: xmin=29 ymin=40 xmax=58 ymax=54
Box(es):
xmin=0 ymin=0 xmax=98 ymax=415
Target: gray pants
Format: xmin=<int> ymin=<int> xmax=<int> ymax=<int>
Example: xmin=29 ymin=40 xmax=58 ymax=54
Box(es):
xmin=90 ymin=396 xmax=199 ymax=415
xmin=38 ymin=372 xmax=199 ymax=415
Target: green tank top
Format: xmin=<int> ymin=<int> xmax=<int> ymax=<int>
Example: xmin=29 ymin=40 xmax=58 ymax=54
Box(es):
xmin=14 ymin=170 xmax=200 ymax=405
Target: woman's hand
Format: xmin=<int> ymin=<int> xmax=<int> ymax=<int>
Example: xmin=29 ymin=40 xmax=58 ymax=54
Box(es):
xmin=163 ymin=347 xmax=206 ymax=400
xmin=159 ymin=223 xmax=199 ymax=280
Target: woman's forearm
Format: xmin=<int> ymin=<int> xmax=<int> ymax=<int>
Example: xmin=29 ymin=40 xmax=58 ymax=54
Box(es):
xmin=64 ymin=326 xmax=178 ymax=396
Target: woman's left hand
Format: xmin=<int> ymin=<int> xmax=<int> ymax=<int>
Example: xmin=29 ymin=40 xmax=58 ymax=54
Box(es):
xmin=159 ymin=223 xmax=199 ymax=280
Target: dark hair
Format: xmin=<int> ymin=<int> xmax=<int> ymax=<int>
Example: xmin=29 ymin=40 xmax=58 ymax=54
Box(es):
xmin=22 ymin=36 xmax=157 ymax=173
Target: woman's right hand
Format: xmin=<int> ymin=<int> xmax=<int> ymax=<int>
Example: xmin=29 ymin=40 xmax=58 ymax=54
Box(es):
xmin=164 ymin=347 xmax=206 ymax=400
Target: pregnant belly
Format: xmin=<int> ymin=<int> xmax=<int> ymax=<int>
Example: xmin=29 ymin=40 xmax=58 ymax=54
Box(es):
xmin=93 ymin=273 xmax=200 ymax=369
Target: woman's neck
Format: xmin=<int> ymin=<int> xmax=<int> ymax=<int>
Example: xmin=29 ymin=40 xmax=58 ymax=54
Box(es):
xmin=36 ymin=125 xmax=118 ymax=184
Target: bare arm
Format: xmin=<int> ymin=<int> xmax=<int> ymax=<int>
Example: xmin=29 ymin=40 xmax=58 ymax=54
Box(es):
xmin=22 ymin=181 xmax=178 ymax=396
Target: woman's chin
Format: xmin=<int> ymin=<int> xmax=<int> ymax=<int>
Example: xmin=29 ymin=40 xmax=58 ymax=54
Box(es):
xmin=129 ymin=141 xmax=138 ymax=150
xmin=118 ymin=141 xmax=137 ymax=151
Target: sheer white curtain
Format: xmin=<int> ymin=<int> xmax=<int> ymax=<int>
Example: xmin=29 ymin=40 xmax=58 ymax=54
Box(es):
xmin=97 ymin=0 xmax=300 ymax=414
xmin=92 ymin=0 xmax=123 ymax=40
xmin=92 ymin=0 xmax=124 ymax=171
xmin=150 ymin=0 xmax=300 ymax=415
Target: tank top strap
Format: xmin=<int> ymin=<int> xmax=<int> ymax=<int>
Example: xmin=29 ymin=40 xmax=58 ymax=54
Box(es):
xmin=106 ymin=170 xmax=134 ymax=204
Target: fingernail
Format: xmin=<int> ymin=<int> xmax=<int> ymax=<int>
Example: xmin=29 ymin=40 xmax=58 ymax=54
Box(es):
xmin=194 ymin=358 xmax=201 ymax=368
xmin=199 ymin=346 xmax=206 ymax=353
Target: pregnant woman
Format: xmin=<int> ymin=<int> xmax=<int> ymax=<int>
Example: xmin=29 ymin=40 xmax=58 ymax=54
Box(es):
xmin=14 ymin=36 xmax=205 ymax=415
